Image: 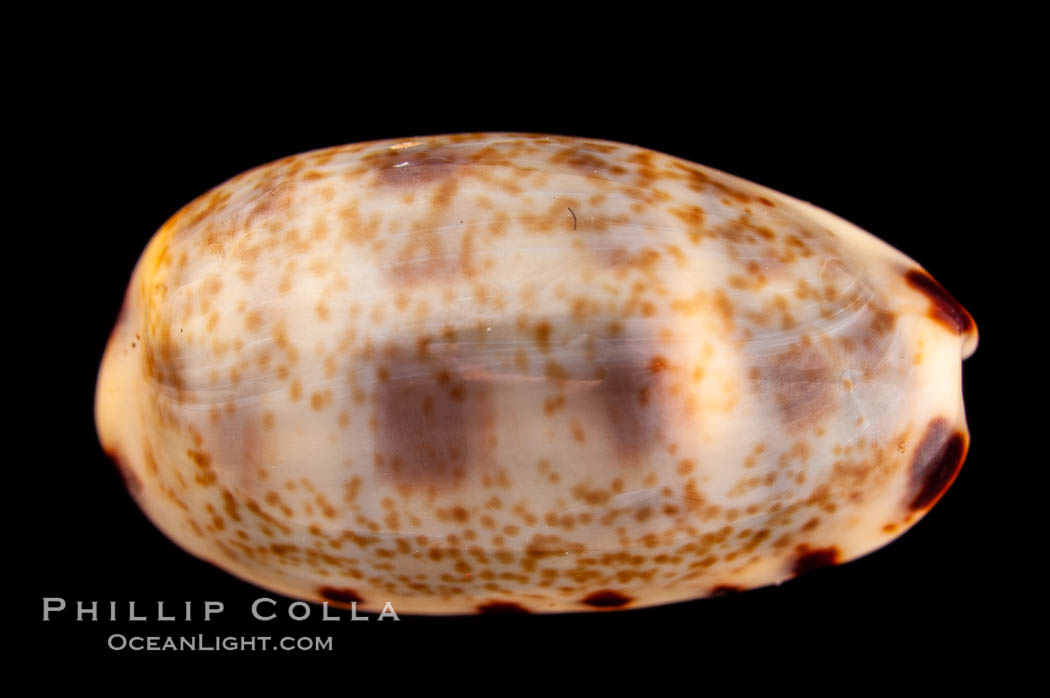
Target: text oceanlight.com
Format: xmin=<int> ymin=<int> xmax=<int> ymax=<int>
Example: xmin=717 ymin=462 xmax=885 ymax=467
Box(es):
xmin=107 ymin=634 xmax=334 ymax=651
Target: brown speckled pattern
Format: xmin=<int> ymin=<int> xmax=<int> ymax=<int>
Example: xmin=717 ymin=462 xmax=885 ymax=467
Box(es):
xmin=95 ymin=133 xmax=977 ymax=614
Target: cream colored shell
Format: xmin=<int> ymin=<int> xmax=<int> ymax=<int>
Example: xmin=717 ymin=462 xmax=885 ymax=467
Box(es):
xmin=95 ymin=133 xmax=977 ymax=614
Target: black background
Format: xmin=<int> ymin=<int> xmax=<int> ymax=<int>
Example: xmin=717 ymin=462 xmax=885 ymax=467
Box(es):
xmin=19 ymin=36 xmax=1019 ymax=672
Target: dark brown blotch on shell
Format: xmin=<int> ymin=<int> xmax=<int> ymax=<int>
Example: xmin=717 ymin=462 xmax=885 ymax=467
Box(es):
xmin=709 ymin=585 xmax=745 ymax=597
xmin=581 ymin=590 xmax=633 ymax=608
xmin=906 ymin=417 xmax=968 ymax=511
xmin=904 ymin=269 xmax=975 ymax=336
xmin=792 ymin=545 xmax=841 ymax=576
xmin=318 ymin=586 xmax=365 ymax=606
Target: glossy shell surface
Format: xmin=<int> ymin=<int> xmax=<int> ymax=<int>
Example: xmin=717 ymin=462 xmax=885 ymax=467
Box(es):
xmin=95 ymin=133 xmax=977 ymax=614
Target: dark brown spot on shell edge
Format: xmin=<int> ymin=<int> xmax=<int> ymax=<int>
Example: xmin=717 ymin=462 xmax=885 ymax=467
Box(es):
xmin=904 ymin=269 xmax=976 ymax=336
xmin=477 ymin=601 xmax=532 ymax=615
xmin=581 ymin=590 xmax=633 ymax=608
xmin=319 ymin=586 xmax=364 ymax=606
xmin=906 ymin=417 xmax=968 ymax=511
xmin=709 ymin=585 xmax=745 ymax=597
xmin=792 ymin=545 xmax=841 ymax=576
